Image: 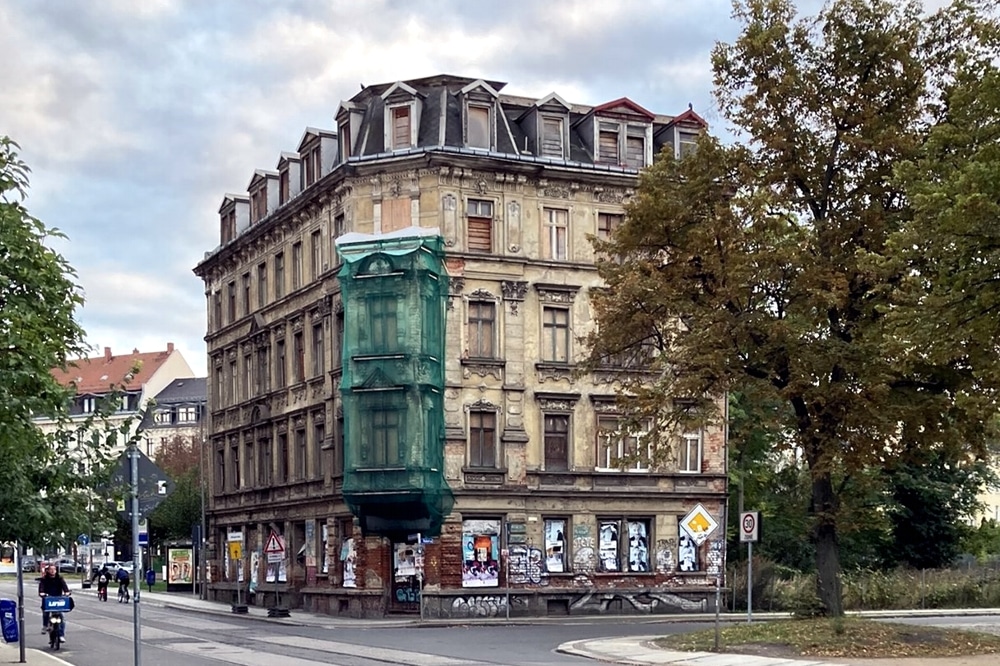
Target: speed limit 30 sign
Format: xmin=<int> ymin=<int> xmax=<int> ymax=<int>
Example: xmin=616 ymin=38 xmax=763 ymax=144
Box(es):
xmin=740 ymin=511 xmax=760 ymax=543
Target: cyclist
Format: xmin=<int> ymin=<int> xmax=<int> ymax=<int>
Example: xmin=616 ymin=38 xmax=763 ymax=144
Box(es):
xmin=38 ymin=564 xmax=71 ymax=643
xmin=116 ymin=566 xmax=131 ymax=603
xmin=95 ymin=565 xmax=110 ymax=601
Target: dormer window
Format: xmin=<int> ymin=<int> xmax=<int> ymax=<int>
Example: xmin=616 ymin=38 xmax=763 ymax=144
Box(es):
xmin=304 ymin=143 xmax=321 ymax=186
xmin=678 ymin=130 xmax=699 ymax=159
xmin=540 ymin=116 xmax=565 ymax=158
xmin=221 ymin=209 xmax=236 ymax=243
xmin=340 ymin=121 xmax=352 ymax=159
xmin=467 ymin=105 xmax=491 ymax=149
xmin=389 ymin=105 xmax=412 ymax=149
xmin=279 ymin=170 xmax=290 ymax=204
xmin=251 ymin=187 xmax=267 ymax=223
xmin=597 ymin=122 xmax=649 ymax=168
xmin=380 ymin=82 xmax=423 ymax=152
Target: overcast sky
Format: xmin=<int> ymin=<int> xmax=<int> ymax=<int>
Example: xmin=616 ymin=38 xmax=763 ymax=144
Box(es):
xmin=1 ymin=0 xmax=942 ymax=374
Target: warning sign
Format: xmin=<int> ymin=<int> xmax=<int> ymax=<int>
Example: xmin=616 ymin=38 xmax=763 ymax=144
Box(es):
xmin=680 ymin=504 xmax=719 ymax=546
xmin=264 ymin=531 xmax=285 ymax=563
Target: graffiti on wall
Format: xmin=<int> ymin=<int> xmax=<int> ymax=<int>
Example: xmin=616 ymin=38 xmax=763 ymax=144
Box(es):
xmin=570 ymin=590 xmax=706 ymax=614
xmin=707 ymin=539 xmax=724 ymax=576
xmin=571 ymin=523 xmax=596 ymax=574
xmin=508 ymin=545 xmax=545 ymax=585
xmin=655 ymin=538 xmax=676 ymax=573
xmin=451 ymin=595 xmax=521 ymax=618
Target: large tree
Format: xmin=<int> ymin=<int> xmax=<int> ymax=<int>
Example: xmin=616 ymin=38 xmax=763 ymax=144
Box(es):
xmin=585 ymin=0 xmax=1000 ymax=615
xmin=0 ymin=137 xmax=121 ymax=549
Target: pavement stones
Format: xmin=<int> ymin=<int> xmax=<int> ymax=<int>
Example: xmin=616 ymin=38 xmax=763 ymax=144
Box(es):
xmin=557 ymin=636 xmax=843 ymax=666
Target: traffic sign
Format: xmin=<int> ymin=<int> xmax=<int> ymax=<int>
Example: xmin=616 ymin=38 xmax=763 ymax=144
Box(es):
xmin=77 ymin=534 xmax=89 ymax=546
xmin=680 ymin=504 xmax=720 ymax=545
xmin=264 ymin=531 xmax=284 ymax=563
xmin=228 ymin=541 xmax=243 ymax=561
xmin=740 ymin=511 xmax=760 ymax=543
xmin=138 ymin=519 xmax=149 ymax=546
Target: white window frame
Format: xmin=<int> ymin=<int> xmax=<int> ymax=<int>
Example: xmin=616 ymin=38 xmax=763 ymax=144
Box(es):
xmin=385 ymin=101 xmax=418 ymax=150
xmin=466 ymin=198 xmax=495 ymax=253
xmin=676 ymin=130 xmax=699 ymax=159
xmin=539 ymin=114 xmax=567 ymax=158
xmin=596 ymin=415 xmax=651 ymax=472
xmin=543 ymin=207 xmax=569 ymax=261
xmin=679 ymin=432 xmax=702 ymax=473
xmin=594 ymin=121 xmax=652 ymax=168
xmin=466 ymin=103 xmax=493 ymax=150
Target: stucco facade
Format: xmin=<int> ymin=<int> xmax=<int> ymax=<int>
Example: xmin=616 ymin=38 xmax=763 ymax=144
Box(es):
xmin=194 ymin=75 xmax=726 ymax=618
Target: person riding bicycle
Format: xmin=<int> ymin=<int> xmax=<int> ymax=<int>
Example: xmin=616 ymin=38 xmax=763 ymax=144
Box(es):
xmin=38 ymin=564 xmax=70 ymax=643
xmin=116 ymin=566 xmax=131 ymax=603
xmin=95 ymin=565 xmax=110 ymax=600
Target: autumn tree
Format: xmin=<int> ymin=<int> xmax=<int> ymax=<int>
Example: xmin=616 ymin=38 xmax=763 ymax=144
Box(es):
xmin=149 ymin=435 xmax=203 ymax=542
xmin=585 ymin=0 xmax=1000 ymax=616
xmin=0 ymin=137 xmax=125 ymax=549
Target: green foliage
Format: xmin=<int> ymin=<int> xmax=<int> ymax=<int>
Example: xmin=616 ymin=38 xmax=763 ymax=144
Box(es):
xmin=0 ymin=137 xmax=133 ymax=549
xmin=585 ymin=0 xmax=1000 ymax=616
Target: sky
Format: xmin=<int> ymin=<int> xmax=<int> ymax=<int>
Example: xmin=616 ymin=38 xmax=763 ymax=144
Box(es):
xmin=0 ymin=0 xmax=945 ymax=375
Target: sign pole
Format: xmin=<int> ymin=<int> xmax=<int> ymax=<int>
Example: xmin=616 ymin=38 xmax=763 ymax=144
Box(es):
xmin=16 ymin=542 xmax=25 ymax=664
xmin=130 ymin=443 xmax=142 ymax=666
xmin=416 ymin=532 xmax=424 ymax=623
xmin=747 ymin=540 xmax=753 ymax=624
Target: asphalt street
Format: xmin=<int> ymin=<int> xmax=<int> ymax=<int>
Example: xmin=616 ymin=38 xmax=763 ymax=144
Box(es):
xmin=0 ymin=581 xmax=714 ymax=666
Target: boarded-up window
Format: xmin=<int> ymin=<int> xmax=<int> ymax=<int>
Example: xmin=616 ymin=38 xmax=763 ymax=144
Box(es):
xmin=467 ymin=199 xmax=493 ymax=252
xmin=598 ymin=123 xmax=619 ymax=163
xmin=468 ymin=106 xmax=490 ymax=149
xmin=541 ymin=117 xmax=564 ymax=157
xmin=625 ymin=128 xmax=645 ymax=168
xmin=391 ymin=106 xmax=411 ymax=149
xmin=382 ymin=197 xmax=411 ymax=233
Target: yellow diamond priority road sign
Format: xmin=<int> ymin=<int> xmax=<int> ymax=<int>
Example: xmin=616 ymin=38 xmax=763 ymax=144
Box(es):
xmin=680 ymin=504 xmax=719 ymax=545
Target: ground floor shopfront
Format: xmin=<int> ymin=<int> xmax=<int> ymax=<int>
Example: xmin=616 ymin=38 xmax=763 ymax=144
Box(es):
xmin=206 ymin=494 xmax=727 ymax=618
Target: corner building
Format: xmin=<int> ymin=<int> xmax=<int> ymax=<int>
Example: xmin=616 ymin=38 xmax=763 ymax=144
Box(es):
xmin=194 ymin=75 xmax=726 ymax=618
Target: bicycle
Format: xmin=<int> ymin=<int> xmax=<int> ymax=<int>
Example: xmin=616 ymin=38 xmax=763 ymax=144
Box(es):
xmin=118 ymin=582 xmax=130 ymax=603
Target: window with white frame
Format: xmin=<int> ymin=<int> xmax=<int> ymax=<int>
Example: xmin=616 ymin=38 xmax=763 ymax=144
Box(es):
xmin=543 ymin=208 xmax=568 ymax=260
xmin=596 ymin=122 xmax=649 ymax=168
xmin=388 ymin=105 xmax=412 ymax=150
xmin=679 ymin=432 xmax=702 ymax=473
xmin=467 ymin=105 xmax=491 ymax=149
xmin=678 ymin=130 xmax=699 ymax=159
xmin=541 ymin=306 xmax=570 ymax=363
xmin=596 ymin=415 xmax=650 ymax=471
xmin=466 ymin=199 xmax=493 ymax=253
xmin=540 ymin=116 xmax=565 ymax=158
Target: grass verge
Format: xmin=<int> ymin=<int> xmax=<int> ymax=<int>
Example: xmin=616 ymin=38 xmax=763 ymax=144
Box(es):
xmin=656 ymin=618 xmax=1000 ymax=659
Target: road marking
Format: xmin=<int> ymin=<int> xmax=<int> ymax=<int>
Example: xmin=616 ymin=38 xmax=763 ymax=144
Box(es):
xmin=169 ymin=641 xmax=339 ymax=666
xmin=249 ymin=635 xmax=491 ymax=666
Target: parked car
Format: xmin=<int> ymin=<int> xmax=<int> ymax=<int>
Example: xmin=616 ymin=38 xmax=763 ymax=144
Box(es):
xmin=56 ymin=558 xmax=83 ymax=573
xmin=90 ymin=560 xmax=133 ymax=581
xmin=20 ymin=555 xmax=39 ymax=573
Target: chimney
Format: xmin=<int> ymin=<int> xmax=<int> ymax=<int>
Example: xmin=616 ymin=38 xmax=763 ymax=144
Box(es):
xmin=104 ymin=347 xmax=112 ymax=361
xmin=167 ymin=342 xmax=175 ymax=353
xmin=133 ymin=348 xmax=139 ymax=354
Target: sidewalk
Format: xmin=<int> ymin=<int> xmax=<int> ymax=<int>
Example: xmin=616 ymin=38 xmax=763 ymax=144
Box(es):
xmin=0 ymin=638 xmax=73 ymax=665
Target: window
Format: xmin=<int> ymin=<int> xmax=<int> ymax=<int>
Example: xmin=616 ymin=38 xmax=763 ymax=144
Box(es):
xmin=212 ymin=291 xmax=222 ymax=329
xmin=178 ymin=406 xmax=198 ymax=423
xmin=679 ymin=432 xmax=702 ymax=473
xmin=598 ymin=518 xmax=651 ymax=573
xmin=275 ymin=338 xmax=287 ymax=387
xmin=244 ymin=440 xmax=255 ymax=488
xmin=335 ymin=311 xmax=345 ymax=368
xmin=228 ymin=360 xmax=237 ymax=404
xmin=230 ymin=441 xmax=241 ymax=490
xmin=243 ymin=352 xmax=252 ymax=401
xmin=542 ymin=307 xmax=570 ymax=363
xmin=80 ymin=397 xmax=96 ymax=414
xmin=370 ymin=296 xmax=398 ymax=351
xmin=310 ymin=230 xmax=322 ymax=279
xmin=540 ymin=116 xmax=564 ymax=158
xmin=293 ymin=331 xmax=305 ymax=383
xmin=598 ymin=123 xmax=619 ymax=163
xmin=292 ymin=242 xmax=303 ymax=290
xmin=154 ymin=409 xmax=170 ymax=425
xmin=467 ymin=199 xmax=493 ymax=253
xmin=597 ymin=213 xmax=623 ymax=240
xmin=256 ymin=346 xmax=270 ymax=394
xmin=221 ymin=210 xmax=236 ymax=243
xmin=334 ymin=213 xmax=345 ymax=238
xmin=543 ymin=208 xmax=568 ymax=260
xmin=312 ymin=322 xmax=325 ymax=377
xmin=215 ymin=445 xmax=226 ymax=493
xmin=304 ymin=144 xmax=321 ymax=186
xmin=258 ymin=438 xmax=272 ymax=486
xmin=279 ymin=170 xmax=290 ymax=204
xmin=597 ymin=416 xmax=650 ymax=471
xmin=543 ymin=414 xmax=570 ymax=471
xmin=242 ymin=273 xmax=251 ymax=315
xmin=468 ymin=410 xmax=497 ymax=468
xmin=227 ymin=281 xmax=237 ymax=323
xmin=467 ymin=301 xmax=495 ymax=359
xmin=257 ymin=262 xmax=267 ymax=308
xmin=274 ymin=252 xmax=285 ymax=298
xmin=678 ymin=131 xmax=699 ymax=159
xmin=382 ymin=197 xmax=410 ymax=233
xmin=251 ymin=187 xmax=267 ymax=222
xmin=295 ymin=428 xmax=306 ymax=480
xmin=369 ymin=408 xmax=401 ymax=466
xmin=340 ymin=123 xmax=352 ymax=160
xmin=277 ymin=433 xmax=288 ymax=483
xmin=313 ymin=421 xmax=325 ymax=480
xmin=625 ymin=127 xmax=646 ymax=169
xmin=390 ymin=105 xmax=411 ymax=149
xmin=214 ymin=366 xmax=224 ymax=408
xmin=467 ymin=105 xmax=491 ymax=149
xmin=334 ymin=414 xmax=345 ymax=476
xmin=543 ymin=518 xmax=567 ymax=573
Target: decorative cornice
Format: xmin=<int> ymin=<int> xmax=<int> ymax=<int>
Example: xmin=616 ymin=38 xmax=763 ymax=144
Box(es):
xmin=501 ymin=280 xmax=527 ymax=301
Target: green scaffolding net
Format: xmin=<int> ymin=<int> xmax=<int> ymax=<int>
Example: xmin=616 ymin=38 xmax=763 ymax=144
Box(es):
xmin=336 ymin=230 xmax=454 ymax=539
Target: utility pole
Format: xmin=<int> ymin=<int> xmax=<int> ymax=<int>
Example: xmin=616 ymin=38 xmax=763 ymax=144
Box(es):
xmin=15 ymin=543 xmax=25 ymax=664
xmin=130 ymin=443 xmax=142 ymax=666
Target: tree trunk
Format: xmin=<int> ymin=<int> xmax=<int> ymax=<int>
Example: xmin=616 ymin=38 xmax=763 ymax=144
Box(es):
xmin=812 ymin=469 xmax=843 ymax=616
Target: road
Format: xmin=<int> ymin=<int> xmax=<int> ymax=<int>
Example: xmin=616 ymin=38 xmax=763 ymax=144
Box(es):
xmin=0 ymin=581 xmax=713 ymax=666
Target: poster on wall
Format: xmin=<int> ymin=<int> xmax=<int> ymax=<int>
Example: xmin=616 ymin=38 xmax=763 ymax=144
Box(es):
xmin=341 ymin=537 xmax=356 ymax=588
xmin=250 ymin=550 xmax=260 ymax=593
xmin=321 ymin=524 xmax=329 ymax=574
xmin=305 ymin=521 xmax=316 ymax=568
xmin=223 ymin=543 xmax=230 ymax=581
xmin=544 ymin=519 xmax=566 ymax=573
xmin=0 ymin=545 xmax=17 ymax=574
xmin=168 ymin=548 xmax=193 ymax=584
xmin=598 ymin=521 xmax=620 ymax=572
xmin=678 ymin=526 xmax=699 ymax=572
xmin=627 ymin=520 xmax=649 ymax=572
xmin=265 ymin=559 xmax=288 ymax=583
xmin=462 ymin=519 xmax=500 ymax=588
xmin=394 ymin=542 xmax=417 ymax=578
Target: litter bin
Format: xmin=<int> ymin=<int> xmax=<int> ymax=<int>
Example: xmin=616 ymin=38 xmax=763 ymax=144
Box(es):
xmin=0 ymin=599 xmax=17 ymax=643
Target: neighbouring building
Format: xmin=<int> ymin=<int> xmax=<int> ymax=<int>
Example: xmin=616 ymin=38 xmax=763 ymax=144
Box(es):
xmin=38 ymin=344 xmax=195 ymax=460
xmin=193 ymin=74 xmax=727 ymax=618
xmin=147 ymin=377 xmax=208 ymax=457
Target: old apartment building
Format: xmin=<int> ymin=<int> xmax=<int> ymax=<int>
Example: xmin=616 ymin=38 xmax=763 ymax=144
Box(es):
xmin=194 ymin=74 xmax=726 ymax=618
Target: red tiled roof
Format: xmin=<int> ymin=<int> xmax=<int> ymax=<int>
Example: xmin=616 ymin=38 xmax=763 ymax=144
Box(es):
xmin=665 ymin=107 xmax=708 ymax=128
xmin=591 ymin=97 xmax=656 ymax=121
xmin=51 ymin=345 xmax=174 ymax=395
